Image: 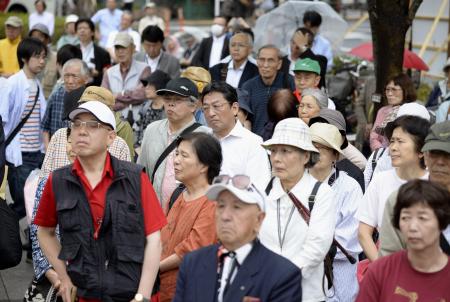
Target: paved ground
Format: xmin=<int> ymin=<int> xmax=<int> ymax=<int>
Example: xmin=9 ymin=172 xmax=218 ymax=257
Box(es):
xmin=0 ymin=251 xmax=34 ymax=302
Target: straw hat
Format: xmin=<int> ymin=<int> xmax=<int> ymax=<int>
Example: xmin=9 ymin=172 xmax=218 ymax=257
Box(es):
xmin=309 ymin=123 xmax=344 ymax=155
xmin=262 ymin=118 xmax=319 ymax=153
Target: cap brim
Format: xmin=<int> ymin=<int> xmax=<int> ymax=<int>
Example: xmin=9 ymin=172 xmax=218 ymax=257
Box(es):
xmin=68 ymin=108 xmax=114 ymax=130
xmin=421 ymin=141 xmax=450 ymax=153
xmin=206 ymin=184 xmax=258 ymax=205
xmin=156 ymin=88 xmax=192 ymax=98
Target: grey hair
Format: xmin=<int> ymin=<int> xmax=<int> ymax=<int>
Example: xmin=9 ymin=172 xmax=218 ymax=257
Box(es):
xmin=62 ymin=58 xmax=90 ymax=77
xmin=301 ymin=88 xmax=328 ymax=109
xmin=231 ymin=31 xmax=254 ymax=48
xmin=257 ymin=44 xmax=282 ymax=60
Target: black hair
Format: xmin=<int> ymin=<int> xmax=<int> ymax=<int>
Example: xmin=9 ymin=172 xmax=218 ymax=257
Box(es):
xmin=201 ymin=81 xmax=238 ymax=106
xmin=35 ymin=0 xmax=46 ymax=10
xmin=385 ymin=115 xmax=430 ymax=169
xmin=393 ymin=179 xmax=450 ymax=230
xmin=234 ymin=28 xmax=254 ymax=44
xmin=303 ymin=10 xmax=322 ymax=27
xmin=57 ymin=44 xmax=82 ymax=66
xmin=267 ymin=89 xmax=298 ymax=123
xmin=75 ymin=18 xmax=95 ymax=37
xmin=141 ymin=25 xmax=164 ymax=43
xmin=294 ymin=27 xmax=314 ymax=47
xmin=17 ymin=37 xmax=47 ymax=68
xmin=176 ymin=132 xmax=223 ymax=184
xmin=385 ymin=73 xmax=417 ymax=103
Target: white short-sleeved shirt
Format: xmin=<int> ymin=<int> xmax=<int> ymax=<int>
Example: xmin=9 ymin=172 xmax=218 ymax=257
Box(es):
xmin=356 ymin=169 xmax=429 ymax=228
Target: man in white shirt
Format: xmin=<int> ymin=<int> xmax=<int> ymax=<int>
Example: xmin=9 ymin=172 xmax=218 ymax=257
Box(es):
xmin=138 ymin=2 xmax=165 ymax=34
xmin=201 ymin=82 xmax=271 ymax=191
xmin=192 ymin=16 xmax=229 ymax=69
xmin=91 ymin=0 xmax=123 ymax=47
xmin=303 ymin=10 xmax=333 ymax=69
xmin=105 ymin=11 xmax=141 ymax=62
xmin=29 ymin=0 xmax=54 ymax=36
xmin=209 ymin=30 xmax=259 ymax=88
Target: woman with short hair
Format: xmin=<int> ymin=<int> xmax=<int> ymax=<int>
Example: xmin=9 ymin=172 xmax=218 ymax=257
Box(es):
xmin=357 ymin=115 xmax=430 ymax=262
xmin=259 ymin=118 xmax=336 ymax=301
xmin=356 ymin=179 xmax=450 ymax=301
xmin=159 ymin=132 xmax=222 ymax=302
xmin=298 ymin=88 xmax=328 ymax=125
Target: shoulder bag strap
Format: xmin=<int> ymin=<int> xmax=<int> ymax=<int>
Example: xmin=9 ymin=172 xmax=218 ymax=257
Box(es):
xmin=440 ymin=233 xmax=450 ymax=255
xmin=265 ymin=177 xmax=275 ymax=196
xmin=151 ymin=123 xmax=201 ymax=182
xmin=308 ymin=181 xmax=322 ymax=211
xmin=5 ymin=86 xmax=40 ymax=147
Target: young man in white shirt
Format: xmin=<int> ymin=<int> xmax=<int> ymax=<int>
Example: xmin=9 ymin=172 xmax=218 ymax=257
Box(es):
xmin=201 ymin=82 xmax=271 ymax=191
xmin=0 ymin=37 xmax=47 ymax=219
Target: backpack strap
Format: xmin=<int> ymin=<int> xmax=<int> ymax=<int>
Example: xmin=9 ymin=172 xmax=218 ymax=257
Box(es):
xmin=151 ymin=123 xmax=201 ymax=182
xmin=265 ymin=177 xmax=275 ymax=196
xmin=369 ymin=148 xmax=385 ymax=182
xmin=308 ymin=181 xmax=322 ymax=211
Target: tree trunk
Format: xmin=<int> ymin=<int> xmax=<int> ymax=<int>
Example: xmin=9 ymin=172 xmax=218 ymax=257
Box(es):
xmin=367 ymin=0 xmax=422 ymax=112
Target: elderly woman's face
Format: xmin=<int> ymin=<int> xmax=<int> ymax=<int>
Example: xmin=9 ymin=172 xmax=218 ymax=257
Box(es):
xmin=298 ymin=95 xmax=321 ymax=124
xmin=174 ymin=140 xmax=207 ymax=184
xmin=268 ymin=144 xmax=309 ymax=183
xmin=399 ymin=202 xmax=441 ymax=252
xmin=385 ymin=81 xmax=404 ymax=105
xmin=312 ymin=142 xmax=336 ymax=171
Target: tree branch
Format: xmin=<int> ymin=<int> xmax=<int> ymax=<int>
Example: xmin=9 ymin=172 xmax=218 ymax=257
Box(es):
xmin=407 ymin=0 xmax=423 ymax=25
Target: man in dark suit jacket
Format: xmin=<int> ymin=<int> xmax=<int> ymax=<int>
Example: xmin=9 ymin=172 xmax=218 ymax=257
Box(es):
xmin=191 ymin=16 xmax=230 ymax=70
xmin=173 ymin=175 xmax=302 ymax=302
xmin=209 ymin=31 xmax=259 ymax=88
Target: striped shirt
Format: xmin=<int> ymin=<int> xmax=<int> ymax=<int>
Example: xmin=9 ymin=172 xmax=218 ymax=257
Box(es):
xmin=20 ymin=80 xmax=41 ymax=152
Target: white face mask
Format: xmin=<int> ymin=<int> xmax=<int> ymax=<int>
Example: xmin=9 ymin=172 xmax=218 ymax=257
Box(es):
xmin=211 ymin=24 xmax=224 ymax=37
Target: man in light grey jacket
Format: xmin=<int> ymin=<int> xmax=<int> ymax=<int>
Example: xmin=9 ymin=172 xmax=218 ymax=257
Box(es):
xmin=135 ymin=25 xmax=180 ymax=79
xmin=137 ymin=77 xmax=210 ymax=206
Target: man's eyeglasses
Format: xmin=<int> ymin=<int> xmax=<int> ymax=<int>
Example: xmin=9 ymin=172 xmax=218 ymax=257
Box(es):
xmin=70 ymin=120 xmax=109 ymax=130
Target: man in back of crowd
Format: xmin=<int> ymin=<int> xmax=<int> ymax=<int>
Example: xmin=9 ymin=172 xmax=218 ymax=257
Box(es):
xmin=135 ymin=25 xmax=181 ymax=79
xmin=138 ymin=2 xmax=165 ymax=34
xmin=42 ymin=58 xmax=88 ymax=150
xmin=0 ymin=37 xmax=47 ymax=219
xmin=138 ymin=78 xmax=210 ymax=207
xmin=36 ymin=100 xmax=166 ymax=302
xmin=242 ymin=44 xmax=295 ymax=136
xmin=91 ymin=0 xmax=123 ymax=47
xmin=303 ymin=10 xmax=333 ymax=69
xmin=57 ymin=14 xmax=79 ymax=50
xmin=289 ymin=27 xmax=327 ymax=88
xmin=209 ymin=31 xmax=258 ymax=89
xmin=173 ymin=174 xmax=302 ymax=301
xmin=192 ymin=16 xmax=229 ymax=69
xmin=76 ymin=18 xmax=111 ymax=87
xmin=106 ymin=10 xmax=141 ymax=62
xmin=201 ymin=82 xmax=271 ymax=191
xmin=0 ymin=16 xmax=23 ymax=78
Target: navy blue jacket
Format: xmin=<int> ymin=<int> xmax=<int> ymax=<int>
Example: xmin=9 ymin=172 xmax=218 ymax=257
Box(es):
xmin=173 ymin=240 xmax=302 ymax=302
xmin=209 ymin=60 xmax=259 ymax=88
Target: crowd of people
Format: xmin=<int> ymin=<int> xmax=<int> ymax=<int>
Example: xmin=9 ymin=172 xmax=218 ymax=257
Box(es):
xmin=0 ymin=0 xmax=449 ymax=302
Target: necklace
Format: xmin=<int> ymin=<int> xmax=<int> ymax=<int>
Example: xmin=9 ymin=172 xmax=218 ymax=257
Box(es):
xmin=276 ymin=199 xmax=295 ymax=252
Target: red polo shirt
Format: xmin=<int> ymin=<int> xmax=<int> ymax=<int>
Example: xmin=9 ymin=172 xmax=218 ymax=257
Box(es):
xmin=34 ymin=153 xmax=166 ymax=302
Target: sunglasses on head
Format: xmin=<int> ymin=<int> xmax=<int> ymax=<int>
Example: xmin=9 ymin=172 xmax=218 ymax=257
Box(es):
xmin=212 ymin=174 xmax=266 ymax=201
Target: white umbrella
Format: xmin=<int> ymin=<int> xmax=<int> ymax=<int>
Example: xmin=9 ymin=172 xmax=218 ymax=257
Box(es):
xmin=253 ymin=0 xmax=348 ymax=53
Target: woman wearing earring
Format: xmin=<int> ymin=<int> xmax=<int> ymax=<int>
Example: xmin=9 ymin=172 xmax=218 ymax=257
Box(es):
xmin=356 ymin=115 xmax=430 ymax=262
xmin=309 ymin=123 xmax=363 ymax=302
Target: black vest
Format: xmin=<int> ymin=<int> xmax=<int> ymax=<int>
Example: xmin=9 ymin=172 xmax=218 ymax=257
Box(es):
xmin=52 ymin=156 xmax=145 ymax=301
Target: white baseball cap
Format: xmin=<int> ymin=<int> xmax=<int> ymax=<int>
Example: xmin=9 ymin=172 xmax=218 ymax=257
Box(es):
xmin=206 ymin=175 xmax=266 ymax=212
xmin=65 ymin=14 xmax=78 ymax=24
xmin=396 ymin=102 xmax=430 ymax=121
xmin=69 ymin=101 xmax=116 ymax=131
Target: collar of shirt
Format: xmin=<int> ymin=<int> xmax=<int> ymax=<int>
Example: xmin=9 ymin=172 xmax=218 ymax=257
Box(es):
xmin=213 ymin=34 xmax=226 ymax=43
xmin=81 ymin=41 xmax=94 ymax=52
xmin=167 ymin=118 xmax=197 ymax=138
xmin=269 ymin=170 xmax=314 ymax=201
xmin=146 ymin=51 xmax=162 ymax=65
xmin=72 ymin=152 xmax=114 ymax=180
xmin=228 ymin=59 xmax=247 ymax=71
xmin=221 ymin=242 xmax=253 ymax=265
xmin=219 ymin=120 xmax=245 ymax=140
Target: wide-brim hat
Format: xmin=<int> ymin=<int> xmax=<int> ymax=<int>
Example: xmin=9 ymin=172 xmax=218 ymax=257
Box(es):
xmin=262 ymin=118 xmax=319 ymax=153
xmin=310 ymin=122 xmax=344 ymax=155
xmin=308 ymin=108 xmax=349 ymax=149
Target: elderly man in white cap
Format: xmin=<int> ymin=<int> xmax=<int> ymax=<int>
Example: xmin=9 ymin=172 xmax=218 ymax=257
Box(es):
xmin=102 ymin=32 xmax=150 ymax=130
xmin=35 ymin=101 xmax=166 ymax=302
xmin=57 ymin=14 xmax=79 ymax=50
xmin=173 ymin=174 xmax=302 ymax=302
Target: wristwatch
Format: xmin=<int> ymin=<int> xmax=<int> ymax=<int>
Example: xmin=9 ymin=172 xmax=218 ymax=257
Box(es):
xmin=134 ymin=293 xmax=150 ymax=302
